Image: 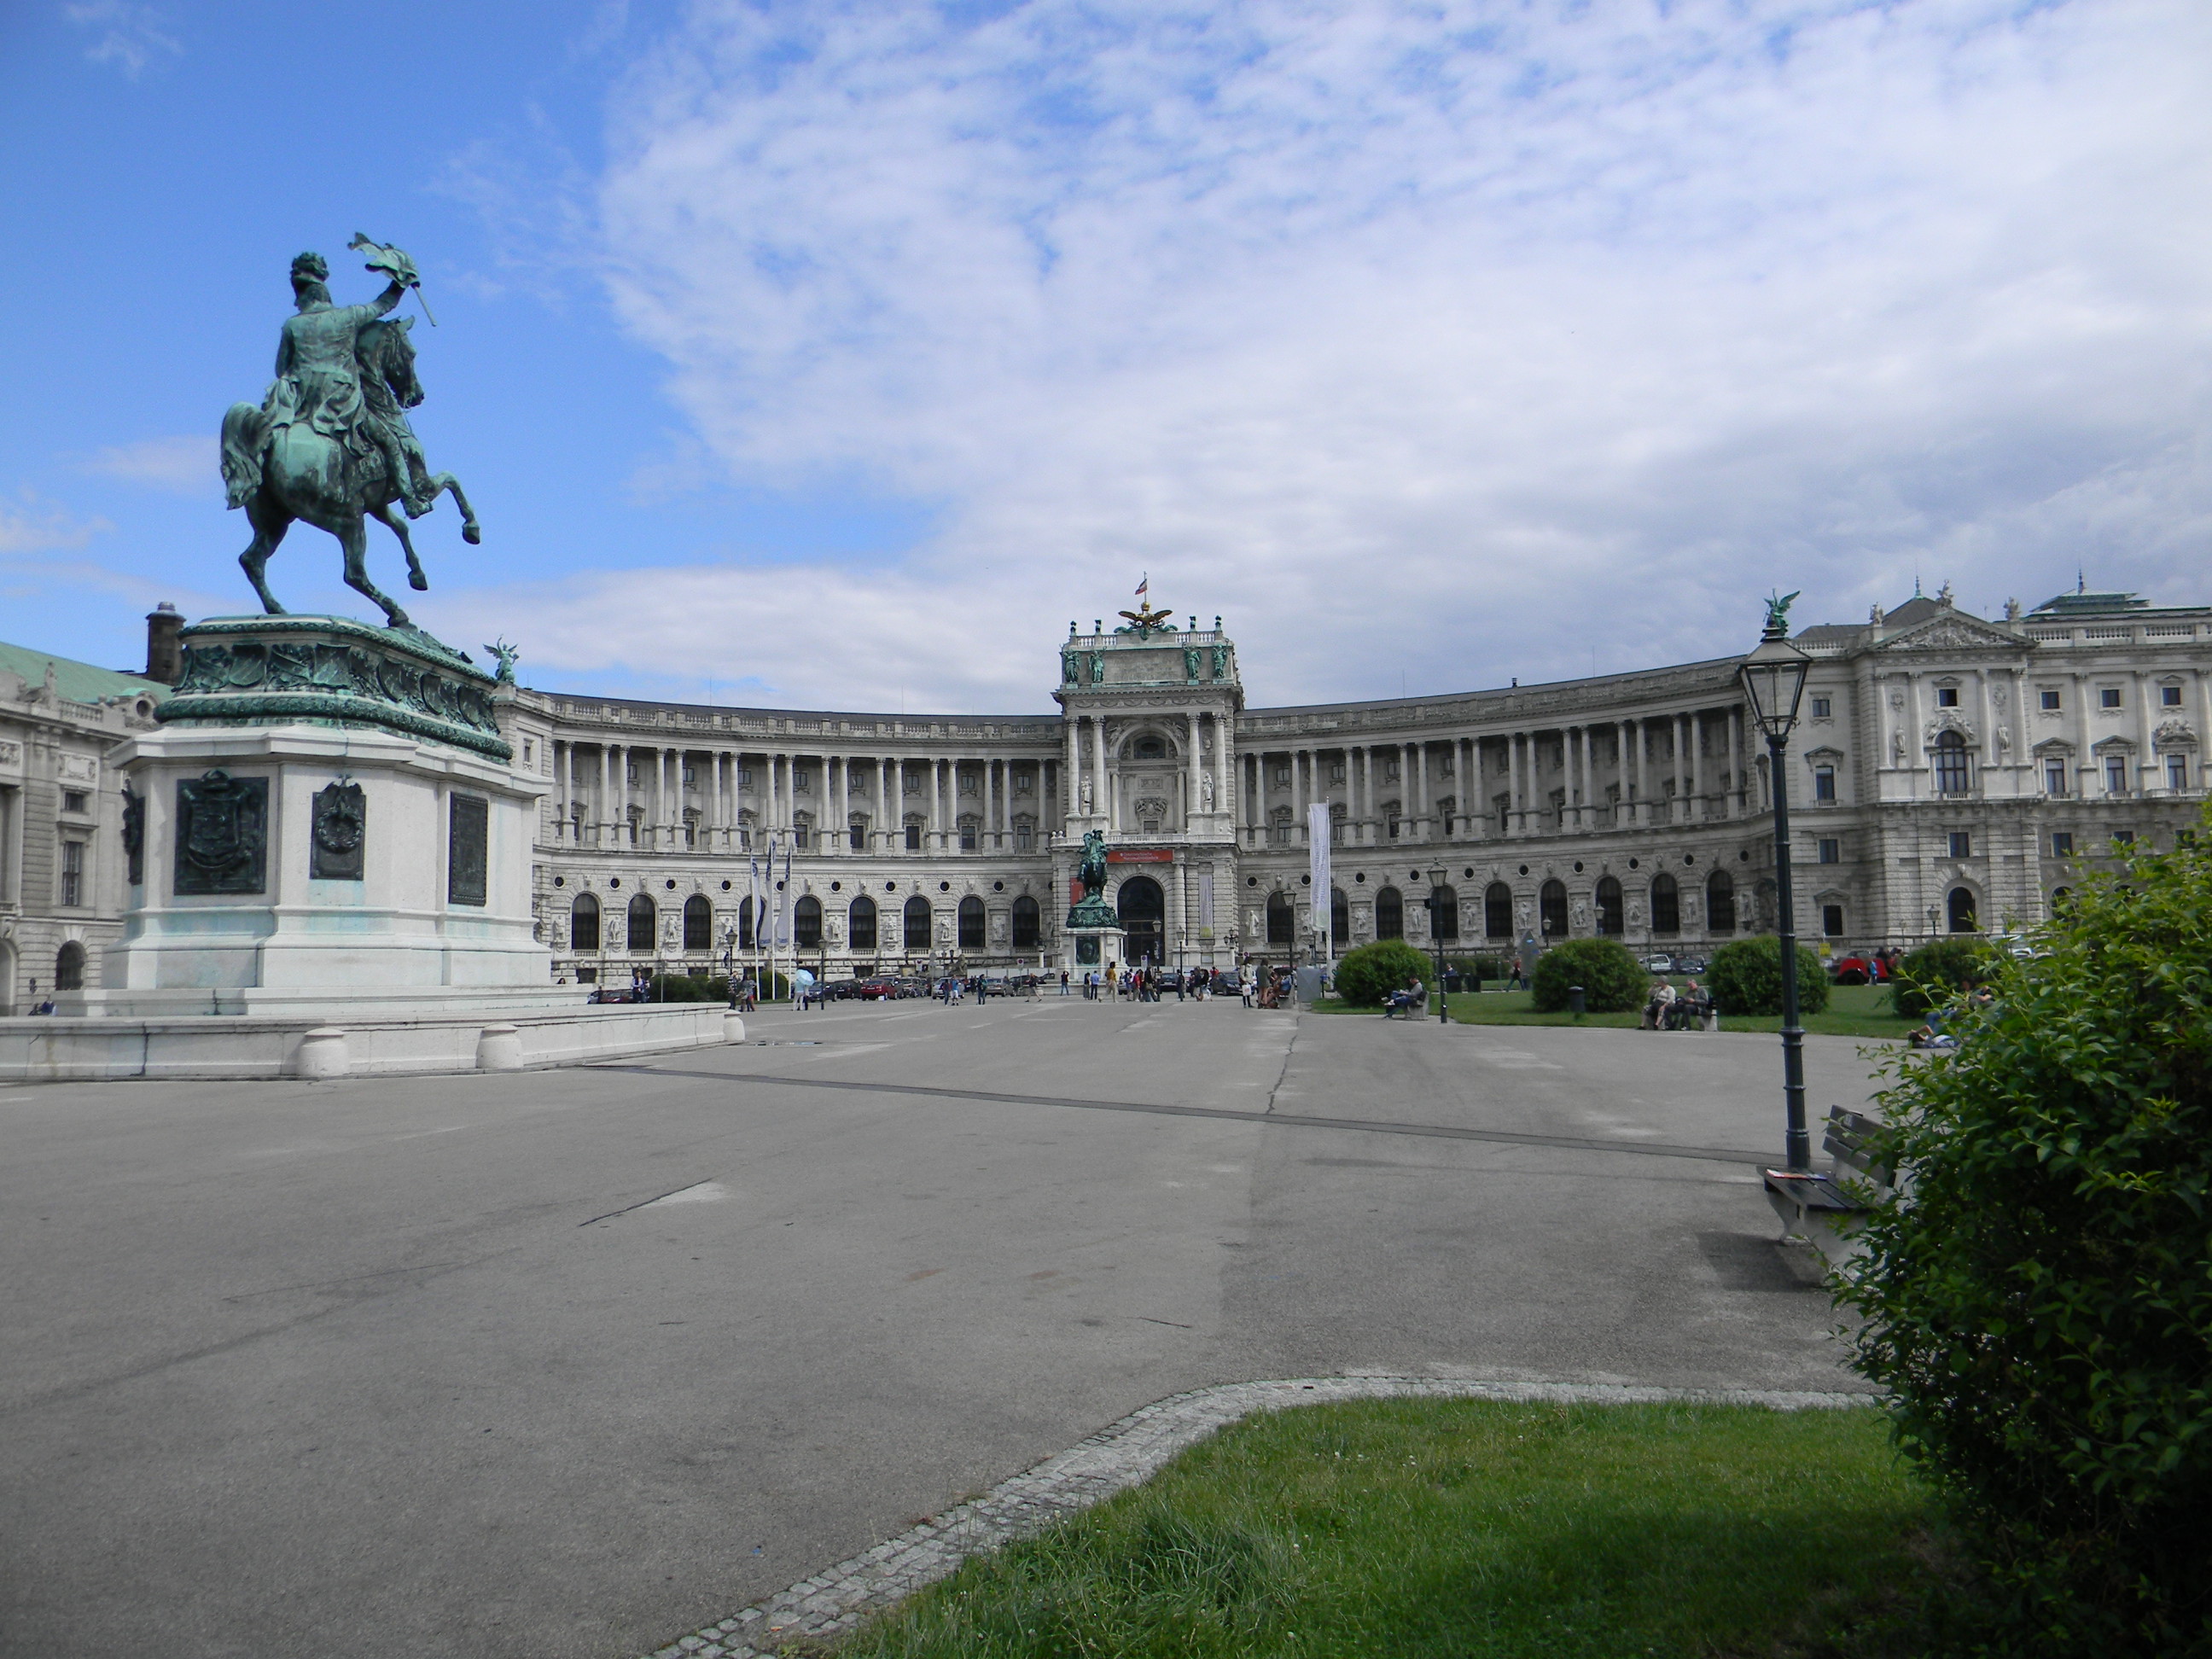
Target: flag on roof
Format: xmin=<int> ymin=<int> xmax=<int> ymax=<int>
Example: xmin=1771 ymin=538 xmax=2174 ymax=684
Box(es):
xmin=1134 ymin=574 xmax=1148 ymax=597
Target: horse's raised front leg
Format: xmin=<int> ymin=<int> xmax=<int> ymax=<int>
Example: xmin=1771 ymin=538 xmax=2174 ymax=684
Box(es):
xmin=370 ymin=501 xmax=429 ymax=591
xmin=425 ymin=472 xmax=481 ymax=545
xmin=338 ymin=512 xmax=410 ymax=628
xmin=238 ymin=497 xmax=291 ymax=614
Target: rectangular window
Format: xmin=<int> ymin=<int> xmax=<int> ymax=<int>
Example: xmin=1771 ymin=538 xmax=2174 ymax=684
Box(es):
xmin=2101 ymin=688 xmax=2123 ymax=709
xmin=1948 ymin=831 xmax=1971 ymax=859
xmin=790 ymin=823 xmax=810 ymax=850
xmin=849 ymin=823 xmax=865 ymax=851
xmin=2163 ymin=685 xmax=2183 ymax=706
xmin=1822 ymin=904 xmax=1844 ymax=937
xmin=1813 ymin=765 xmax=1836 ymax=801
xmin=1816 ymin=837 xmax=1840 ymax=864
xmin=1810 ymin=696 xmax=1831 ymax=719
xmin=2052 ymin=831 xmax=2074 ymax=857
xmin=2040 ymin=690 xmax=2061 ymax=711
xmin=61 ymin=840 xmax=84 ymax=906
xmin=682 ymin=764 xmax=696 ymax=785
xmin=905 ymin=822 xmax=922 ymax=851
xmin=1015 ymin=821 xmax=1033 ymax=852
xmin=522 ymin=739 xmax=535 ymax=765
xmin=2170 ymin=756 xmax=2191 ymax=791
xmin=1329 ymin=761 xmax=1346 ymax=783
xmin=2115 ymin=829 xmax=2136 ymax=846
xmin=738 ymin=767 xmax=753 ymax=788
xmin=626 ymin=763 xmax=637 ymax=784
xmin=1272 ymin=766 xmax=1289 ymax=788
xmin=1936 ymin=687 xmax=1960 ymax=707
xmin=793 ymin=769 xmax=812 ymax=791
xmin=2045 ymin=762 xmax=2068 ymax=797
xmin=960 ymin=824 xmax=977 ymax=851
xmin=2106 ymin=757 xmax=2128 ymax=795
xmin=61 ymin=790 xmax=88 ymax=814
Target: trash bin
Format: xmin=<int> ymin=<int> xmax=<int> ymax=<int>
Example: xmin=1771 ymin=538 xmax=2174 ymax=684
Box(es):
xmin=1569 ymin=985 xmax=1586 ymax=1016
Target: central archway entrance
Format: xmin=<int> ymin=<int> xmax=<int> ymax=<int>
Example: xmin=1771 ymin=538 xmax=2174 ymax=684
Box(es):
xmin=1117 ymin=875 xmax=1165 ymax=966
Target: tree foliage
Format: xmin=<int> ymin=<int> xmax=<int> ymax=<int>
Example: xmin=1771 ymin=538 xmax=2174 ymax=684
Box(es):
xmin=1891 ymin=935 xmax=2000 ymax=1018
xmin=1837 ymin=824 xmax=2212 ymax=1652
xmin=1528 ymin=938 xmax=1644 ymax=1012
xmin=1705 ymin=935 xmax=1831 ymax=1016
xmin=1334 ymin=940 xmax=1431 ymax=1008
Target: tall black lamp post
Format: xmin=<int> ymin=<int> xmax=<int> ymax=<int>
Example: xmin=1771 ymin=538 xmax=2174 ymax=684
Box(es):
xmin=1427 ymin=864 xmax=1450 ymax=1025
xmin=1739 ymin=597 xmax=1814 ymax=1172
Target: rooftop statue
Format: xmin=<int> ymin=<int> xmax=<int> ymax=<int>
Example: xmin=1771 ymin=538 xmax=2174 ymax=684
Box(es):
xmin=219 ymin=238 xmax=480 ymax=629
xmin=1761 ymin=589 xmax=1801 ymax=640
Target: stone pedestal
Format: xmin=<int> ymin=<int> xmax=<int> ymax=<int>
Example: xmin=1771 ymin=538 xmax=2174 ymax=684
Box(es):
xmin=60 ymin=615 xmax=579 ymax=1022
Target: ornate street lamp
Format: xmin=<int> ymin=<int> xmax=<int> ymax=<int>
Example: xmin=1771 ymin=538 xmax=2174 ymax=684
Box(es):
xmin=1738 ymin=592 xmax=1814 ymax=1171
xmin=1426 ymin=864 xmax=1451 ymax=1025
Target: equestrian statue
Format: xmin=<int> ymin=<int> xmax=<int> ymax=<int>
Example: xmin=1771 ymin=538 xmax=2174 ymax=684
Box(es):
xmin=220 ymin=236 xmax=479 ymax=628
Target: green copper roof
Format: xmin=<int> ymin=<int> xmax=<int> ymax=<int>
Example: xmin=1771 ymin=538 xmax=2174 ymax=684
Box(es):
xmin=0 ymin=637 xmax=166 ymax=706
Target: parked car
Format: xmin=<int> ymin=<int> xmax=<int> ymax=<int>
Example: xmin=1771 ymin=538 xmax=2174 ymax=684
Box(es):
xmin=1642 ymin=953 xmax=1677 ymax=974
xmin=853 ymin=976 xmax=902 ymax=1000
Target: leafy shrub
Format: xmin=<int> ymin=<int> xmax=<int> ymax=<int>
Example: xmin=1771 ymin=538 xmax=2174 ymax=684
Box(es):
xmin=1705 ymin=936 xmax=1831 ymax=1016
xmin=1528 ymin=938 xmax=1644 ymax=1012
xmin=1452 ymin=953 xmax=1510 ymax=986
xmin=1890 ymin=936 xmax=1999 ymax=1018
xmin=646 ymin=972 xmax=720 ymax=1003
xmin=1334 ymin=940 xmax=1431 ymax=1007
xmin=1839 ymin=825 xmax=2212 ymax=1651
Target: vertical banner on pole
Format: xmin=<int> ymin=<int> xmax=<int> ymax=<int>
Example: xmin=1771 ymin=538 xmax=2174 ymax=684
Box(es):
xmin=1307 ymin=802 xmax=1333 ymax=952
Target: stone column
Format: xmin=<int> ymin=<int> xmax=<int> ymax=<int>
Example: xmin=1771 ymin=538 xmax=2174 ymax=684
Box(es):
xmin=1186 ymin=712 xmax=1202 ymax=828
xmin=1216 ymin=715 xmax=1232 ymax=828
xmin=765 ymin=751 xmax=781 ymax=849
xmin=1578 ymin=728 xmax=1593 ymax=830
xmin=1631 ymin=719 xmax=1646 ymax=824
xmin=1687 ymin=713 xmax=1703 ymax=819
xmin=1064 ymin=716 xmax=1082 ymax=830
xmin=881 ymin=757 xmax=895 ymax=851
xmin=1409 ymin=742 xmax=1425 ymax=840
xmin=1092 ymin=719 xmax=1109 ymax=832
xmin=1508 ymin=733 xmax=1523 ymax=834
xmin=1728 ymin=709 xmax=1743 ymax=817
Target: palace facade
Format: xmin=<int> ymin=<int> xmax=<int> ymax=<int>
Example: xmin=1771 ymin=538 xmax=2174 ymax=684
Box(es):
xmin=508 ymin=586 xmax=2212 ymax=984
xmin=11 ymin=585 xmax=2203 ymax=1008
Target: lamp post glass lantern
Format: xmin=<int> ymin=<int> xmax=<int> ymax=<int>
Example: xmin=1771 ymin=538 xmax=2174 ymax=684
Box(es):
xmin=1427 ymin=865 xmax=1450 ymax=1023
xmin=1738 ymin=597 xmax=1814 ymax=1171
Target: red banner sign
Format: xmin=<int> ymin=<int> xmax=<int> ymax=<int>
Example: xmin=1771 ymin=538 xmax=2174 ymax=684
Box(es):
xmin=1107 ymin=848 xmax=1174 ymax=863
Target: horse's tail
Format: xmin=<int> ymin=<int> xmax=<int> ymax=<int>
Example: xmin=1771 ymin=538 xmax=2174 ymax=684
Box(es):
xmin=220 ymin=402 xmax=265 ymax=510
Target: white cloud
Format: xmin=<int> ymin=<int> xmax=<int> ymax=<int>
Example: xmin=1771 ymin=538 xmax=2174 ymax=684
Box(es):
xmin=538 ymin=0 xmax=2212 ymax=710
xmin=62 ymin=2 xmax=182 ymax=79
xmin=77 ymin=434 xmax=217 ymax=495
xmin=0 ymin=491 xmax=111 ymax=555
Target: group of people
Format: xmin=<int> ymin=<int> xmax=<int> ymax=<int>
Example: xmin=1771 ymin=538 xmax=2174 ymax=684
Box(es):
xmin=1642 ymin=979 xmax=1716 ymax=1032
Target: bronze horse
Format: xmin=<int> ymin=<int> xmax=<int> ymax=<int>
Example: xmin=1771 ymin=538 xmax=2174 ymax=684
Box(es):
xmin=219 ymin=317 xmax=479 ymax=628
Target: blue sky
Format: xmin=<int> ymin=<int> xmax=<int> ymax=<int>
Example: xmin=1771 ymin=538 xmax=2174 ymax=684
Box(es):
xmin=3 ymin=1 xmax=2209 ymax=713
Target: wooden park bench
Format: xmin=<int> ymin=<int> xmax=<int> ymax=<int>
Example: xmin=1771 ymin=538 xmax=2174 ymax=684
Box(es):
xmin=1761 ymin=1106 xmax=1893 ymax=1266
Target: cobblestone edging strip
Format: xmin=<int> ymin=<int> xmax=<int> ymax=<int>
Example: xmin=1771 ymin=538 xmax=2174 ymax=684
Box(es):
xmin=646 ymin=1374 xmax=1874 ymax=1658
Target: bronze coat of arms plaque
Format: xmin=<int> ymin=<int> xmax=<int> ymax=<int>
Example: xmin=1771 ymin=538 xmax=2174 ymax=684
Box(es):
xmin=175 ymin=770 xmax=269 ymax=895
xmin=311 ymin=781 xmax=366 ymax=881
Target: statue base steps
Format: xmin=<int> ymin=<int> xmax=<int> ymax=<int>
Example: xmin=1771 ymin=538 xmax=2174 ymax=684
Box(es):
xmin=0 ymin=1004 xmax=744 ymax=1083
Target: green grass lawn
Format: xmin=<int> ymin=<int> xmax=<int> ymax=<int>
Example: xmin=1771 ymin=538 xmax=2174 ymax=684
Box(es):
xmin=1313 ymin=981 xmax=1913 ymax=1039
xmin=830 ymin=1399 xmax=1945 ymax=1658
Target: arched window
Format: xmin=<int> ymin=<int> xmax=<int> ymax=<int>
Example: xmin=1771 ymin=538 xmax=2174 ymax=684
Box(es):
xmin=1375 ymin=886 xmax=1404 ymax=940
xmin=1595 ymin=876 xmax=1623 ymax=935
xmin=1011 ymin=894 xmax=1040 ymax=948
xmin=55 ymin=941 xmax=84 ymax=992
xmin=1706 ymin=872 xmax=1736 ymax=934
xmin=1933 ymin=731 xmax=1970 ymax=795
xmin=1133 ymin=736 xmax=1167 ymax=760
xmin=794 ymin=894 xmax=822 ymax=948
xmin=1485 ymin=882 xmax=1513 ymax=939
xmin=571 ymin=893 xmax=600 ymax=952
xmin=738 ymin=895 xmax=755 ymax=948
xmin=1429 ymin=885 xmax=1459 ymax=941
xmin=1947 ymin=886 xmax=1978 ymax=933
xmin=683 ymin=894 xmax=713 ymax=952
xmin=958 ymin=895 xmax=986 ymax=949
xmin=1266 ymin=890 xmax=1295 ymax=946
xmin=626 ymin=894 xmax=655 ymax=952
xmin=1330 ymin=887 xmax=1348 ymax=949
xmin=1650 ymin=874 xmax=1679 ymax=935
xmin=848 ymin=895 xmax=877 ymax=951
xmin=904 ymin=895 xmax=932 ymax=949
xmin=1540 ymin=879 xmax=1569 ymax=938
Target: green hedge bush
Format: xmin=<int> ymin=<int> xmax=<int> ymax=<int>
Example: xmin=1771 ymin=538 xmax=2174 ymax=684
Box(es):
xmin=1890 ymin=935 xmax=1999 ymax=1018
xmin=1334 ymin=940 xmax=1432 ymax=1007
xmin=1705 ymin=936 xmax=1830 ymax=1016
xmin=1451 ymin=953 xmax=1510 ymax=986
xmin=1839 ymin=824 xmax=2212 ymax=1650
xmin=1528 ymin=938 xmax=1644 ymax=1012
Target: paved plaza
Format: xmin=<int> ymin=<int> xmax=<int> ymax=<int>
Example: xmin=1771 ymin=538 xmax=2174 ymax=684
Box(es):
xmin=0 ymin=998 xmax=1889 ymax=1659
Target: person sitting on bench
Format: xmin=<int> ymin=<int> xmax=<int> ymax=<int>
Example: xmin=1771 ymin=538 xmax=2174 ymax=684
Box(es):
xmin=1384 ymin=975 xmax=1425 ymax=1018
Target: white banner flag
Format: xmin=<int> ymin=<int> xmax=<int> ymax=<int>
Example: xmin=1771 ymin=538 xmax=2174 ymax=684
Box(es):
xmin=1307 ymin=802 xmax=1333 ymax=941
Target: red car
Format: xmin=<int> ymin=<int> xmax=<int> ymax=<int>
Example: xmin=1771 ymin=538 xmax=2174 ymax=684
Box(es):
xmin=853 ymin=976 xmax=903 ymax=1001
